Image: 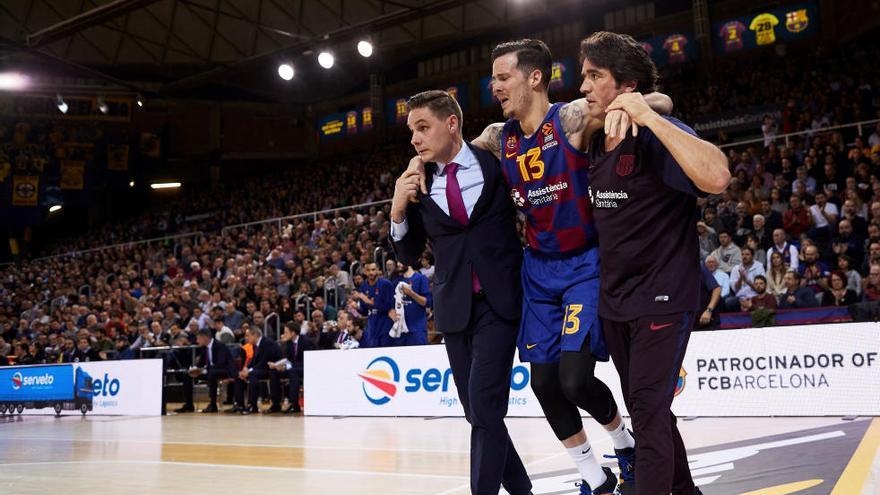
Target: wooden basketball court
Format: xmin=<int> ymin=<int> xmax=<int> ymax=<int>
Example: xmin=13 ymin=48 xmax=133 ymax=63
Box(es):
xmin=0 ymin=410 xmax=877 ymax=494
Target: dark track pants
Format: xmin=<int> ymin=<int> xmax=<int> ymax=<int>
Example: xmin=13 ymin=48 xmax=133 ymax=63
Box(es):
xmin=602 ymin=312 xmax=696 ymax=495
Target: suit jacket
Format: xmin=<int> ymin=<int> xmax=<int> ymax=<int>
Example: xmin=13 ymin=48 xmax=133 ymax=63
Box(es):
xmin=197 ymin=340 xmax=236 ymax=375
xmin=73 ymin=347 xmax=102 ymax=362
xmin=249 ymin=337 xmax=283 ymax=371
xmin=282 ymin=337 xmax=316 ymax=368
xmin=392 ymin=143 xmax=523 ymax=333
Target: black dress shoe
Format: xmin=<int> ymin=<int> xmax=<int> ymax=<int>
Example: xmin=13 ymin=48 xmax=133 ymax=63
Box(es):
xmin=173 ymin=404 xmax=195 ymax=413
xmin=283 ymin=405 xmax=302 ymax=414
xmin=200 ymin=404 xmax=219 ymax=413
xmin=224 ymin=405 xmax=243 ymax=414
xmin=262 ymin=405 xmax=282 ymax=414
xmin=240 ymin=406 xmax=259 ymax=415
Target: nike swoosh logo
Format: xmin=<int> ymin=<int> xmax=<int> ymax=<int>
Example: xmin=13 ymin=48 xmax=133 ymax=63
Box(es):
xmin=526 ymin=343 xmax=538 ymax=350
xmin=650 ymin=322 xmax=673 ymax=331
xmin=581 ymin=447 xmax=591 ymax=454
xmin=505 ymin=152 xmax=517 ymax=158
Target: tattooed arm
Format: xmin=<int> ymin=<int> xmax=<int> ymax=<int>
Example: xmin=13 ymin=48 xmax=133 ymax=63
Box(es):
xmin=470 ymin=122 xmax=504 ymax=160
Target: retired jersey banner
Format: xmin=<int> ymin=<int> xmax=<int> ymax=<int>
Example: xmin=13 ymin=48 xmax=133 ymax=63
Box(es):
xmin=107 ymin=144 xmax=129 ymax=171
xmin=140 ymin=133 xmax=161 ymax=158
xmin=12 ymin=175 xmax=38 ymax=206
xmin=713 ymin=1 xmax=818 ymax=55
xmin=306 ymin=322 xmax=880 ymax=417
xmin=60 ymin=161 xmax=85 ymax=190
xmin=640 ymin=32 xmax=699 ymax=67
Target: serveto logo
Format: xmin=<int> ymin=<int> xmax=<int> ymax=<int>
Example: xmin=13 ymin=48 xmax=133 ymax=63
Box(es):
xmin=11 ymin=371 xmax=55 ymax=390
xmin=11 ymin=372 xmax=23 ymax=390
xmin=674 ymin=367 xmax=687 ymax=397
xmin=358 ymin=357 xmax=400 ymax=405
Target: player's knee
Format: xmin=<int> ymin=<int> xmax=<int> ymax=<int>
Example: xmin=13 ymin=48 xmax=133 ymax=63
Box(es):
xmin=529 ymin=362 xmax=558 ymax=400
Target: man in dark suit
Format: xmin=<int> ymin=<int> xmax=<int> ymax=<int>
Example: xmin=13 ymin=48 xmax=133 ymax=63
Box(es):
xmin=390 ymin=90 xmax=532 ymax=495
xmin=270 ymin=322 xmax=315 ymax=414
xmin=238 ymin=328 xmax=283 ymax=414
xmin=175 ymin=328 xmax=236 ymax=413
xmin=73 ymin=337 xmax=103 ymax=362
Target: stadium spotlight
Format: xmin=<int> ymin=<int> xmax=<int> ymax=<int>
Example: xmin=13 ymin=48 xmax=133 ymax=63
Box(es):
xmin=97 ymin=96 xmax=108 ymax=114
xmin=136 ymin=94 xmax=144 ymax=107
xmin=49 ymin=205 xmax=62 ymax=213
xmin=277 ymin=63 xmax=294 ymax=81
xmin=318 ymin=51 xmax=334 ymax=69
xmin=0 ymin=72 xmax=29 ymax=90
xmin=357 ymin=40 xmax=373 ymax=58
xmin=150 ymin=182 xmax=181 ymax=190
xmin=56 ymin=94 xmax=68 ymax=114
xmin=129 ymin=180 xmax=135 ymax=187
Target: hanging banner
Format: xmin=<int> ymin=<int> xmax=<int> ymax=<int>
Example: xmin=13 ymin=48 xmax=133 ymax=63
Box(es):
xmin=60 ymin=160 xmax=85 ymax=190
xmin=12 ymin=175 xmax=38 ymax=206
xmin=361 ymin=107 xmax=373 ymax=131
xmin=140 ymin=133 xmax=161 ymax=158
xmin=712 ymin=2 xmax=819 ymax=55
xmin=107 ymin=144 xmax=129 ymax=171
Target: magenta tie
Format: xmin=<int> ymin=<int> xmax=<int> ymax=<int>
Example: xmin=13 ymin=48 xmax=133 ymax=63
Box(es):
xmin=444 ymin=163 xmax=482 ymax=293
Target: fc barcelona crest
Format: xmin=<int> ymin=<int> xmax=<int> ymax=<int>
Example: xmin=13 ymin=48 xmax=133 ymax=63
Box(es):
xmin=785 ymin=9 xmax=808 ymax=33
xmin=616 ymin=155 xmax=635 ymax=176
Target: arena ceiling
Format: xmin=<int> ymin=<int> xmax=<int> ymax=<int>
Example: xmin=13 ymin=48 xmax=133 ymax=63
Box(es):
xmin=0 ymin=0 xmax=627 ymax=103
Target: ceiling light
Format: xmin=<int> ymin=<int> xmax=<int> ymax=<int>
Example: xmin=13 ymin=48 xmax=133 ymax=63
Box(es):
xmin=97 ymin=96 xmax=108 ymax=114
xmin=150 ymin=182 xmax=181 ymax=190
xmin=318 ymin=51 xmax=334 ymax=69
xmin=49 ymin=205 xmax=62 ymax=213
xmin=56 ymin=94 xmax=68 ymax=114
xmin=357 ymin=41 xmax=373 ymax=58
xmin=0 ymin=72 xmax=30 ymax=91
xmin=277 ymin=63 xmax=294 ymax=81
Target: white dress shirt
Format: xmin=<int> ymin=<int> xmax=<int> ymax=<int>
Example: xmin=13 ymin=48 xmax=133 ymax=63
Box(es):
xmin=391 ymin=144 xmax=484 ymax=241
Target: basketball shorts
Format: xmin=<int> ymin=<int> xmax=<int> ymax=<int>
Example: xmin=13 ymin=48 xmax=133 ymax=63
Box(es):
xmin=517 ymin=246 xmax=609 ymax=363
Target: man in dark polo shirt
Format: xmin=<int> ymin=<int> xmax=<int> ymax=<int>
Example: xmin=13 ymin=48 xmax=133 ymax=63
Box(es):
xmin=579 ymin=32 xmax=730 ymax=495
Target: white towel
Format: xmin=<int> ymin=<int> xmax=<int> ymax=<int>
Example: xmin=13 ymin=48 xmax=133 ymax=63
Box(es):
xmin=389 ymin=282 xmax=411 ymax=338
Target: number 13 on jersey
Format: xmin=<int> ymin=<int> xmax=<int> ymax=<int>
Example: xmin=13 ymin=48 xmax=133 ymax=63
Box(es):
xmin=517 ymin=147 xmax=545 ymax=182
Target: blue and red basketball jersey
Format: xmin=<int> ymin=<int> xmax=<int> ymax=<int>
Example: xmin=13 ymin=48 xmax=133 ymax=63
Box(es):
xmin=500 ymin=103 xmax=597 ymax=255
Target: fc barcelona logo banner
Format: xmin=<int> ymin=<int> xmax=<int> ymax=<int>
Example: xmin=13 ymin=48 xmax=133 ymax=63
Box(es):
xmin=60 ymin=161 xmax=85 ymax=190
xmin=12 ymin=175 xmax=38 ymax=206
xmin=107 ymin=144 xmax=129 ymax=171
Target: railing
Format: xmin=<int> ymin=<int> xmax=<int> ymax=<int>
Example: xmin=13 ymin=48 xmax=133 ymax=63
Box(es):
xmin=264 ymin=311 xmax=281 ymax=341
xmin=221 ymin=199 xmax=392 ymax=234
xmin=719 ymin=118 xmax=880 ymax=150
xmin=28 ymin=232 xmax=206 ymax=263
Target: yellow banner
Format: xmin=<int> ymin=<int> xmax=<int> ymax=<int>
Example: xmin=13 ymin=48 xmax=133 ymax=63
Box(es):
xmin=107 ymin=144 xmax=129 ymax=171
xmin=60 ymin=160 xmax=85 ymax=190
xmin=12 ymin=175 xmax=38 ymax=206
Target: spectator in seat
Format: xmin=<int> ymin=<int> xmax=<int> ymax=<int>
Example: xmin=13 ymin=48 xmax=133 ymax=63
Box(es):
xmin=213 ymin=318 xmax=236 ymax=344
xmin=746 ymin=235 xmax=767 ymax=267
xmin=862 ymin=242 xmax=880 ymax=277
xmin=808 ymin=192 xmax=839 ymax=243
xmin=766 ymin=251 xmax=789 ymax=298
xmin=697 ymin=221 xmax=718 ymax=261
xmin=778 ymin=271 xmax=818 ymax=309
xmin=740 ymin=275 xmax=777 ymax=311
xmin=751 ymin=214 xmax=772 ymax=251
xmin=821 ymin=271 xmax=859 ymax=308
xmin=710 ymin=230 xmax=742 ymax=274
xmin=767 ymin=228 xmax=799 ymax=272
xmin=114 ymin=336 xmax=135 ymax=360
xmin=799 ymin=245 xmax=830 ymax=295
xmin=832 ymin=219 xmax=865 ymax=268
xmin=727 ymin=246 xmax=766 ymax=311
xmin=224 ymin=303 xmax=246 ymax=335
xmin=73 ymin=337 xmax=102 ymax=362
xmin=783 ymin=195 xmax=811 ymax=239
xmin=837 ymin=255 xmax=862 ymax=297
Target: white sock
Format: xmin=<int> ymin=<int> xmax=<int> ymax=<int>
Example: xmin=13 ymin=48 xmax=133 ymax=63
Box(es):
xmin=608 ymin=420 xmax=635 ymax=450
xmin=566 ymin=441 xmax=606 ymax=489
